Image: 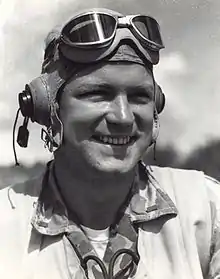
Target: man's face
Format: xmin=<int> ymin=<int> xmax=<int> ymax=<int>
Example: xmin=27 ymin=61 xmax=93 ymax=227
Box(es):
xmin=59 ymin=62 xmax=155 ymax=174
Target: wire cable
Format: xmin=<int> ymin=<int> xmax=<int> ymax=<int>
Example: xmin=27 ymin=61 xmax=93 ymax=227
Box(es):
xmin=12 ymin=108 xmax=21 ymax=166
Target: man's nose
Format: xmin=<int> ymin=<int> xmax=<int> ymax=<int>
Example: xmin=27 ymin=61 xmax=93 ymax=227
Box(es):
xmin=106 ymin=94 xmax=134 ymax=126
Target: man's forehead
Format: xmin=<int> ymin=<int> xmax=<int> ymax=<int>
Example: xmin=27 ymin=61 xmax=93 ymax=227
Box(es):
xmin=64 ymin=62 xmax=153 ymax=91
xmin=61 ymin=42 xmax=153 ymax=87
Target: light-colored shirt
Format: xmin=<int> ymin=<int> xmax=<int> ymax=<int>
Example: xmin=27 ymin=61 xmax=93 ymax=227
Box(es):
xmin=81 ymin=225 xmax=109 ymax=259
xmin=1 ymin=163 xmax=220 ymax=278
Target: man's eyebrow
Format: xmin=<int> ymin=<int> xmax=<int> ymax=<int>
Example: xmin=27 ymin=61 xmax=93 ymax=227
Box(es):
xmin=127 ymin=83 xmax=154 ymax=94
xmin=71 ymin=80 xmax=154 ymax=95
xmin=74 ymin=81 xmax=113 ymax=92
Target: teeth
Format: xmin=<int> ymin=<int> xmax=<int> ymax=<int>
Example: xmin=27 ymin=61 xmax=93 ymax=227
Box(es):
xmin=103 ymin=136 xmax=108 ymax=143
xmin=98 ymin=136 xmax=132 ymax=145
xmin=119 ymin=138 xmax=124 ymax=145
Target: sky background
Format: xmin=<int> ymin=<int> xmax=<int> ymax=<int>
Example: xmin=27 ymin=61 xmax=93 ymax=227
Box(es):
xmin=0 ymin=0 xmax=220 ymax=166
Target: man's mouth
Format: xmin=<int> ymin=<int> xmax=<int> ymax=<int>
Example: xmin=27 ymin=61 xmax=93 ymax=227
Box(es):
xmin=92 ymin=135 xmax=137 ymax=145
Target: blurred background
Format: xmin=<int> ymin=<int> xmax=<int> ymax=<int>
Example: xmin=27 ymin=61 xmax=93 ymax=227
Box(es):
xmin=0 ymin=0 xmax=220 ymax=188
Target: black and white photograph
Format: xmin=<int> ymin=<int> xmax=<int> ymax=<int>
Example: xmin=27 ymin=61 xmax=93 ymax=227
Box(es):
xmin=0 ymin=0 xmax=220 ymax=278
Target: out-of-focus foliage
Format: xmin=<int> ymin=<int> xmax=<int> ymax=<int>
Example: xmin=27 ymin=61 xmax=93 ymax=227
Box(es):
xmin=180 ymin=140 xmax=220 ymax=181
xmin=0 ymin=139 xmax=220 ymax=189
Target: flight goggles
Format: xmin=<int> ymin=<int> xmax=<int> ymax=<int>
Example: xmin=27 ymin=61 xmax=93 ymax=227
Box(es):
xmin=60 ymin=11 xmax=164 ymax=50
xmin=57 ymin=11 xmax=165 ymax=65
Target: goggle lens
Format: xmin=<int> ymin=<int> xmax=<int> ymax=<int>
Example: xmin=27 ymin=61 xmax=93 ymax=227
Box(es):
xmin=131 ymin=16 xmax=163 ymax=47
xmin=63 ymin=13 xmax=116 ymax=44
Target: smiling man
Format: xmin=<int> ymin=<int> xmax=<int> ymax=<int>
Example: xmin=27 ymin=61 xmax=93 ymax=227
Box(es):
xmin=0 ymin=8 xmax=220 ymax=279
xmin=55 ymin=61 xmax=155 ymax=231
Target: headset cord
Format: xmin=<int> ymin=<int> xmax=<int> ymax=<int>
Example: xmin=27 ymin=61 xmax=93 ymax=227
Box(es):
xmin=82 ymin=255 xmax=108 ymax=279
xmin=12 ymin=108 xmax=20 ymax=166
xmin=83 ymin=248 xmax=139 ymax=279
xmin=108 ymin=248 xmax=140 ymax=278
xmin=66 ymin=237 xmax=140 ymax=279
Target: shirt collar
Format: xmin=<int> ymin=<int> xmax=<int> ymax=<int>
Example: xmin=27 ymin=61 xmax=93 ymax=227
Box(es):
xmin=31 ymin=161 xmax=178 ymax=235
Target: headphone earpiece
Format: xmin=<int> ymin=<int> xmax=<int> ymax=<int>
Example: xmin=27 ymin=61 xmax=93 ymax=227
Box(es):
xmin=16 ymin=75 xmax=51 ymax=149
xmin=18 ymin=73 xmax=60 ymax=127
xmin=155 ymin=84 xmax=165 ymax=114
xmin=17 ymin=72 xmax=64 ymax=150
xmin=19 ymin=85 xmax=34 ymax=119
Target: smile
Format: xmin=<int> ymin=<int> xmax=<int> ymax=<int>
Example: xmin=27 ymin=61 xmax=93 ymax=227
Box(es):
xmin=92 ymin=135 xmax=136 ymax=145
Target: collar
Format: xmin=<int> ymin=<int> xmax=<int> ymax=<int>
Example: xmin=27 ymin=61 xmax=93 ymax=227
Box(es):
xmin=31 ymin=161 xmax=178 ymax=236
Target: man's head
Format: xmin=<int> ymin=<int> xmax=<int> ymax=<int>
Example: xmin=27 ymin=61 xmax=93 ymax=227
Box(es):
xmin=58 ymin=60 xmax=155 ymax=174
xmin=17 ymin=8 xmax=165 ymax=173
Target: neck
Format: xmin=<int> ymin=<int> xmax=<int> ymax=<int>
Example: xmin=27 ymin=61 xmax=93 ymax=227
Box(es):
xmin=53 ymin=149 xmax=137 ymax=230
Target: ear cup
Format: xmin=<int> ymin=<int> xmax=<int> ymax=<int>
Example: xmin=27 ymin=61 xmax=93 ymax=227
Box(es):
xmin=155 ymin=84 xmax=165 ymax=114
xmin=19 ymin=75 xmax=50 ymax=126
xmin=18 ymin=86 xmax=34 ymax=118
xmin=27 ymin=75 xmax=51 ymax=126
xmin=18 ymin=71 xmax=63 ymax=127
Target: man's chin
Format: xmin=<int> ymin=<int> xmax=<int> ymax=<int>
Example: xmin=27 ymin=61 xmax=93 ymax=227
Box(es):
xmin=90 ymin=156 xmax=138 ymax=174
xmin=81 ymin=141 xmax=143 ymax=173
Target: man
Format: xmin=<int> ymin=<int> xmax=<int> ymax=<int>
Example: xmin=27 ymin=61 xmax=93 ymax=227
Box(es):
xmin=1 ymin=8 xmax=220 ymax=279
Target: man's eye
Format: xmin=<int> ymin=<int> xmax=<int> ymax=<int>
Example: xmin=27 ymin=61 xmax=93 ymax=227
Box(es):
xmin=128 ymin=93 xmax=151 ymax=104
xmin=77 ymin=91 xmax=109 ymax=102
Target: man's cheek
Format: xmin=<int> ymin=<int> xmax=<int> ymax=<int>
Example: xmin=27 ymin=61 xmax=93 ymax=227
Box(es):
xmin=71 ymin=102 xmax=110 ymax=123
